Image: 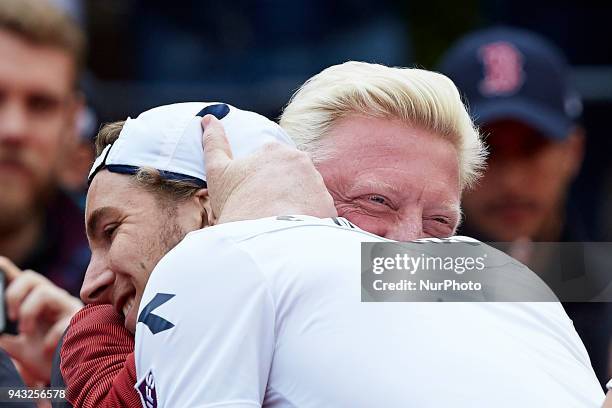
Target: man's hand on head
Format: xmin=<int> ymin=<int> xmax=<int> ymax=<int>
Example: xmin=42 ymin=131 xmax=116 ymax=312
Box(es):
xmin=0 ymin=257 xmax=83 ymax=386
xmin=201 ymin=114 xmax=337 ymax=224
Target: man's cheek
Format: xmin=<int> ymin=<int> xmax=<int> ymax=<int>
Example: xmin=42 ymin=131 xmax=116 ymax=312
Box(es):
xmin=423 ymin=221 xmax=454 ymax=239
xmin=18 ymin=141 xmax=61 ymax=190
xmin=339 ymin=211 xmax=387 ymax=237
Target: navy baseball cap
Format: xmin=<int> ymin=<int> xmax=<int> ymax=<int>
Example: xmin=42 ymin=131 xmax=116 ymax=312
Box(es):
xmin=438 ymin=26 xmax=582 ymax=140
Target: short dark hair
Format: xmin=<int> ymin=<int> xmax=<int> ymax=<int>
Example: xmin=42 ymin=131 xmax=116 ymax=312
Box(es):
xmin=0 ymin=0 xmax=86 ymax=83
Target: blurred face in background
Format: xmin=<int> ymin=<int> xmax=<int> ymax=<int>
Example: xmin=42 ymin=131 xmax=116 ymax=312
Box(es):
xmin=0 ymin=29 xmax=79 ymax=233
xmin=315 ymin=115 xmax=462 ymax=241
xmin=462 ymin=119 xmax=583 ymax=241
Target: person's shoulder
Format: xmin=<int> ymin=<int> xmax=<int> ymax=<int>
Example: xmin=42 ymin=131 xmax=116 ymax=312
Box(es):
xmin=152 ymin=216 xmax=388 ymax=286
xmin=415 ymin=235 xmax=481 ymax=243
xmin=183 ymin=215 xmax=391 ymax=246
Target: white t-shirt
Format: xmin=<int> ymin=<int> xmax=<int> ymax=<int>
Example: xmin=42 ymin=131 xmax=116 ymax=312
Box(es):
xmin=135 ymin=216 xmax=604 ymax=407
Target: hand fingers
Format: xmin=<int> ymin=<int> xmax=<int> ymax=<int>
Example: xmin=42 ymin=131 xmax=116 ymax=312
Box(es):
xmin=18 ymin=285 xmax=80 ymax=335
xmin=5 ymin=270 xmax=46 ymax=321
xmin=0 ymin=256 xmax=22 ymax=283
xmin=1 ymin=334 xmax=52 ymax=386
xmin=0 ymin=334 xmax=23 ymax=360
xmin=43 ymin=316 xmax=70 ymax=356
xmin=202 ymin=114 xmax=233 ymax=175
xmin=18 ymin=286 xmax=51 ymax=335
xmin=11 ymin=359 xmax=40 ymax=388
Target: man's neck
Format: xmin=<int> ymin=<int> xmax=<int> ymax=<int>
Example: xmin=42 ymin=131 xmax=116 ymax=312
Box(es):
xmin=0 ymin=214 xmax=43 ymax=266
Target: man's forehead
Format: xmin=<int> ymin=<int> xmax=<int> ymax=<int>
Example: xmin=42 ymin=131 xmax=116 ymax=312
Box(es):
xmin=85 ymin=171 xmax=136 ymax=215
xmin=0 ymin=30 xmax=75 ymax=93
xmin=345 ymin=154 xmax=460 ymax=190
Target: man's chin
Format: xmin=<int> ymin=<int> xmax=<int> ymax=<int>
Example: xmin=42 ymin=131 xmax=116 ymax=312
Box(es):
xmin=0 ymin=193 xmax=37 ymax=233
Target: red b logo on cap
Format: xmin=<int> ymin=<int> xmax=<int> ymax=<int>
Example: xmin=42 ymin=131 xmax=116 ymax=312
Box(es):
xmin=478 ymin=42 xmax=525 ymax=96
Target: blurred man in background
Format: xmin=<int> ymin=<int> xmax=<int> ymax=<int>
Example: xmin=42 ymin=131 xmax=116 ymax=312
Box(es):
xmin=58 ymin=105 xmax=97 ymax=202
xmin=439 ymin=26 xmax=612 ymax=388
xmin=0 ymin=0 xmax=88 ymax=386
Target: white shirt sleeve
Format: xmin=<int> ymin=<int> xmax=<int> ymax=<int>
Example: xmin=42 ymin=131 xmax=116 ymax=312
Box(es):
xmin=134 ymin=229 xmax=275 ymax=408
xmin=607 ymin=379 xmax=612 ymax=391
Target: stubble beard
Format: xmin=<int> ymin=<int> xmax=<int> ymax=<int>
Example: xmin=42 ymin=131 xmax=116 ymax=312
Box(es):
xmin=0 ymin=176 xmax=54 ymax=237
xmin=145 ymin=208 xmax=189 ymax=275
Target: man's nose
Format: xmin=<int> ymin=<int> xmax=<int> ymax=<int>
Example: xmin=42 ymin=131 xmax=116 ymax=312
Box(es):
xmin=80 ymin=256 xmax=115 ymax=304
xmin=0 ymin=101 xmax=29 ymax=144
xmin=491 ymin=158 xmax=530 ymax=192
xmin=385 ymin=213 xmax=423 ymax=241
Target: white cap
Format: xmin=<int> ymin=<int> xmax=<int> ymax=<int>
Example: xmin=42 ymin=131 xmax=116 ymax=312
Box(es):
xmin=88 ymin=102 xmax=295 ymax=186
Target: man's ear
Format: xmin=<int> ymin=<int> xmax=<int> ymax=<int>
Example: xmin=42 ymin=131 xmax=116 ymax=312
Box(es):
xmin=194 ymin=188 xmax=216 ymax=227
xmin=65 ymin=92 xmax=85 ymax=143
xmin=57 ymin=93 xmax=88 ymax=189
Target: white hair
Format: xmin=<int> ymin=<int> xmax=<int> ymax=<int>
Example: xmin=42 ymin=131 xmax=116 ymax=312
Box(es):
xmin=279 ymin=61 xmax=487 ymax=189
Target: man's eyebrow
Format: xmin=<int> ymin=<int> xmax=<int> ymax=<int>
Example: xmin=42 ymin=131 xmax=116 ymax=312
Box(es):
xmin=433 ymin=201 xmax=462 ymax=218
xmin=442 ymin=202 xmax=462 ymax=216
xmin=86 ymin=207 xmax=116 ymax=239
xmin=349 ymin=180 xmax=404 ymax=196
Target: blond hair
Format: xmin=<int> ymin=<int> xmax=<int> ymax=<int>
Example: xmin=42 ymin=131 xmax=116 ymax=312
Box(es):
xmin=0 ymin=0 xmax=85 ymax=81
xmin=279 ymin=61 xmax=487 ymax=189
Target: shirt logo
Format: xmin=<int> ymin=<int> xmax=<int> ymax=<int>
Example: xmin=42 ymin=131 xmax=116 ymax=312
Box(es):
xmin=138 ymin=293 xmax=175 ymax=334
xmin=478 ymin=41 xmax=525 ymax=96
xmin=332 ymin=217 xmax=356 ymax=228
xmin=276 ymin=215 xmax=304 ymax=221
xmin=136 ymin=369 xmax=158 ymax=408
